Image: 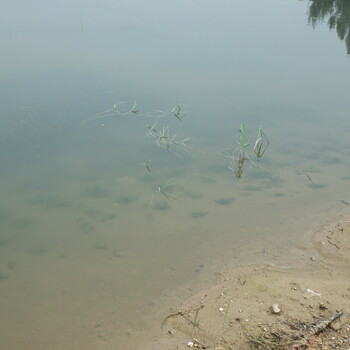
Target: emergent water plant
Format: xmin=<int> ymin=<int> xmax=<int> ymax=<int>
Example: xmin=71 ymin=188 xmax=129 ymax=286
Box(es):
xmin=253 ymin=126 xmax=269 ymax=161
xmin=220 ymin=124 xmax=269 ymax=181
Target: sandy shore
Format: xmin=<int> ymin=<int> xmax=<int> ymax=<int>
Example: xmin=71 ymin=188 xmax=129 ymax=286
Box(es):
xmin=140 ymin=213 xmax=350 ymax=350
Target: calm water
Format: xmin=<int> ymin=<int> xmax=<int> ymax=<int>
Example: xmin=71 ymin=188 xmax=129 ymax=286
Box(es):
xmin=1 ymin=1 xmax=350 ymax=349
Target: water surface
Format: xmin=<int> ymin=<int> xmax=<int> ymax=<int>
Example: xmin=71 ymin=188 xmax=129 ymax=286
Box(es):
xmin=1 ymin=1 xmax=350 ymax=349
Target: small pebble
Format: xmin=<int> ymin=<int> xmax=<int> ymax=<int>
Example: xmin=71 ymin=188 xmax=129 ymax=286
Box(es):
xmin=319 ymin=302 xmax=328 ymax=310
xmin=271 ymin=304 xmax=281 ymax=314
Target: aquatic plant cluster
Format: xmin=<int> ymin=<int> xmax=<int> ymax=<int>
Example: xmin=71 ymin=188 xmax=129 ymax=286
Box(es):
xmin=82 ymin=101 xmax=191 ymax=205
xmin=82 ymin=103 xmax=269 ymax=207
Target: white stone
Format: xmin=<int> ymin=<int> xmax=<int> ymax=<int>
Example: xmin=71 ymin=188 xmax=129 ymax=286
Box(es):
xmin=271 ymin=304 xmax=281 ymax=314
xmin=305 ymin=288 xmax=321 ymax=297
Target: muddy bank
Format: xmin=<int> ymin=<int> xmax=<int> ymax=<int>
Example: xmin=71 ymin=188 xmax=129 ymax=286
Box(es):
xmin=140 ymin=213 xmax=350 ymax=350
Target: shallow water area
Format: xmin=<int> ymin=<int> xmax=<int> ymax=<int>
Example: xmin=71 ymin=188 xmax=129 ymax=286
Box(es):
xmin=0 ymin=1 xmax=350 ymax=349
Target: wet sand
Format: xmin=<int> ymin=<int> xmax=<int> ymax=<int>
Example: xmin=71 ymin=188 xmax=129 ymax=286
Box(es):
xmin=140 ymin=212 xmax=350 ymax=350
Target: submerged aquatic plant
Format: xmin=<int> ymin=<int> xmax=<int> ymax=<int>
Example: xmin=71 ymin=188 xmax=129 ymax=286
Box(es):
xmin=299 ymin=167 xmax=314 ymax=183
xmin=144 ymin=159 xmax=152 ymax=173
xmin=113 ymin=100 xmax=140 ymax=115
xmin=83 ymin=100 xmax=191 ymax=155
xmin=147 ymin=122 xmax=191 ymax=154
xmin=81 ymin=99 xmax=194 ymax=213
xmin=148 ymin=181 xmax=176 ymax=211
xmin=155 ymin=104 xmax=187 ymax=121
xmin=81 ymin=101 xmax=187 ymax=126
xmin=156 ymin=180 xmax=176 ymax=203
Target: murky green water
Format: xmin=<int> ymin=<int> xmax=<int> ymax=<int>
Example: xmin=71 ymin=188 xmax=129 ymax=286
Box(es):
xmin=1 ymin=1 xmax=350 ymax=349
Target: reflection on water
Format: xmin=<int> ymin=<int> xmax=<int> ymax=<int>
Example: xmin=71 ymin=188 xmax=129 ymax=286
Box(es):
xmin=308 ymin=0 xmax=350 ymax=55
xmin=1 ymin=0 xmax=350 ymax=349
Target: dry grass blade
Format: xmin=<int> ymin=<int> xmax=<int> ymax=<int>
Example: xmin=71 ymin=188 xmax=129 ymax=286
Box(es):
xmin=238 ymin=320 xmax=274 ymax=350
